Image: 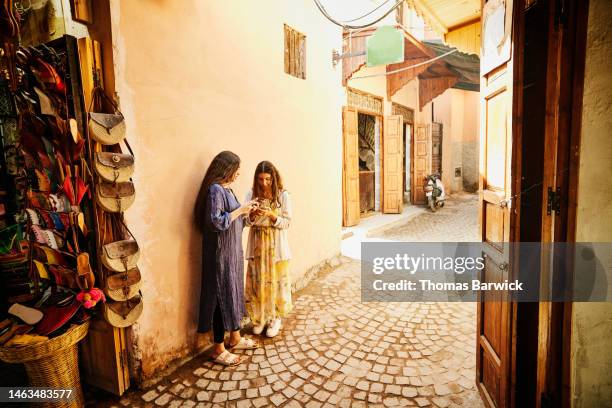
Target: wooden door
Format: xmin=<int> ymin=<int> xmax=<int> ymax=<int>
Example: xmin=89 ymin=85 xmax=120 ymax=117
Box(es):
xmin=383 ymin=115 xmax=403 ymax=213
xmin=477 ymin=0 xmax=523 ymax=407
xmin=405 ymin=124 xmax=412 ymax=200
xmin=432 ymin=122 xmax=443 ymax=175
xmin=412 ymin=124 xmax=430 ymax=204
xmin=342 ymin=107 xmax=360 ymax=226
xmin=535 ymin=1 xmax=590 ymax=406
xmin=80 ymin=320 xmax=130 ymax=395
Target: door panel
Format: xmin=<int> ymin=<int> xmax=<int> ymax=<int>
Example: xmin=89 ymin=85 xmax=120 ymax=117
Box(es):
xmin=482 ymin=353 xmax=502 ymax=405
xmin=477 ymin=0 xmax=522 ymax=407
xmin=431 ymin=122 xmax=443 ymax=175
xmin=478 ymin=79 xmax=512 ymax=408
xmin=383 ymin=115 xmax=403 ymax=213
xmin=405 ymin=124 xmax=412 ymax=199
xmin=80 ymin=319 xmax=129 ymax=395
xmin=343 ymin=107 xmax=360 ymax=226
xmin=412 ymin=124 xmax=430 ymax=204
xmin=485 ymin=203 xmax=506 ymax=244
xmin=485 ymin=90 xmax=509 ymax=189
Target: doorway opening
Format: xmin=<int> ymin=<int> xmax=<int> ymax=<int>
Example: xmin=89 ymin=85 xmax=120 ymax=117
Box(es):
xmin=358 ymin=113 xmax=381 ymax=215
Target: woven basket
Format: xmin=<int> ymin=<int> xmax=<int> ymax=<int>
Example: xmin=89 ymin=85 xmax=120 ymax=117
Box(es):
xmin=0 ymin=322 xmax=89 ymax=408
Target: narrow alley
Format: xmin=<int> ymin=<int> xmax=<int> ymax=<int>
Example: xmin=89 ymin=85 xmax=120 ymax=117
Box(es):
xmin=0 ymin=0 xmax=609 ymax=407
xmin=97 ymin=195 xmax=482 ymax=408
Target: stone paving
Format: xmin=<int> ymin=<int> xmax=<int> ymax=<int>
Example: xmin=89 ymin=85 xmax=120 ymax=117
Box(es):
xmin=374 ymin=193 xmax=479 ymax=242
xmin=98 ymin=194 xmax=483 ymax=408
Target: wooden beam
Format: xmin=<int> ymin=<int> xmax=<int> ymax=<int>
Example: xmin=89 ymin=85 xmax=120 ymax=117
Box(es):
xmin=342 ymin=34 xmax=368 ymax=85
xmin=387 ymin=57 xmax=430 ymax=99
xmin=406 ymin=0 xmax=448 ymax=34
xmin=447 ymin=16 xmax=481 ymax=32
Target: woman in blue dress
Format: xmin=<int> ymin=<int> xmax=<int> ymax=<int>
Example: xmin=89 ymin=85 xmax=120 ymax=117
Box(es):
xmin=194 ymin=151 xmax=260 ymax=366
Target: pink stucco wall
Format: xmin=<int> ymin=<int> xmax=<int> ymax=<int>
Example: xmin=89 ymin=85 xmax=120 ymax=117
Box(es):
xmin=109 ymin=0 xmax=344 ymax=380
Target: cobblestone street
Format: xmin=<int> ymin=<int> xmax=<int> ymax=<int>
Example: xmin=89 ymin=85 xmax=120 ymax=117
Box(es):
xmin=373 ymin=193 xmax=479 ymax=242
xmin=100 ymin=194 xmax=482 ymax=408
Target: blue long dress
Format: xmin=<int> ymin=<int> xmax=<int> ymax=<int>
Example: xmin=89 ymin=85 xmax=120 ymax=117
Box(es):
xmin=197 ymin=183 xmax=247 ymax=333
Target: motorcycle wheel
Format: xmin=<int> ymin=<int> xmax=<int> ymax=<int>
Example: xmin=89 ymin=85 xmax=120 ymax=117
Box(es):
xmin=428 ymin=196 xmax=437 ymax=212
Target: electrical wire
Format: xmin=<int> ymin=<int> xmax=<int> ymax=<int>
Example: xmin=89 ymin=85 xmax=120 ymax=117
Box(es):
xmin=349 ymin=48 xmax=458 ymax=80
xmin=313 ymin=0 xmax=405 ymax=29
xmin=342 ymin=0 xmax=393 ymax=23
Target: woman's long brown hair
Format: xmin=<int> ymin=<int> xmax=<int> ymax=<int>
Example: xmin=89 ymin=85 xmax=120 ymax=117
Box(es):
xmin=194 ymin=151 xmax=241 ymax=232
xmin=251 ymin=161 xmax=283 ymax=206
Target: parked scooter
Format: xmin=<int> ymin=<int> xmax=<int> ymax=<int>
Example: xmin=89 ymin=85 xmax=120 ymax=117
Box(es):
xmin=424 ymin=173 xmax=446 ymax=211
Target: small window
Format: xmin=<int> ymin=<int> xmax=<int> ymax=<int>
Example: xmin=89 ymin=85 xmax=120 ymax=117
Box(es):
xmin=284 ymin=24 xmax=306 ymax=79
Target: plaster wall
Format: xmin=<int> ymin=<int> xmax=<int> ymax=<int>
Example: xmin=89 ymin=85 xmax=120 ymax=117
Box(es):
xmin=109 ymin=0 xmax=344 ymax=380
xmin=431 ymin=90 xmax=457 ymax=192
xmin=347 ymin=65 xmax=391 ymax=114
xmin=432 ymin=88 xmax=479 ymax=193
xmin=461 ymin=90 xmax=480 ymax=192
xmin=571 ymin=0 xmax=612 ymax=405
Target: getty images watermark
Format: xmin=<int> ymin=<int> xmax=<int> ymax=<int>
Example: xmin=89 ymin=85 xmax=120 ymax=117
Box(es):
xmin=361 ymin=242 xmax=612 ymax=302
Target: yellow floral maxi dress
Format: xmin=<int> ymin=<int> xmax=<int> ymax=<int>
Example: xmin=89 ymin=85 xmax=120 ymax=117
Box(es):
xmin=245 ymin=191 xmax=292 ymax=326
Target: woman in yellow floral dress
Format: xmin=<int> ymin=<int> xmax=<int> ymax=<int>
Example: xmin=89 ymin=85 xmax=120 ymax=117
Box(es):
xmin=245 ymin=161 xmax=292 ymax=338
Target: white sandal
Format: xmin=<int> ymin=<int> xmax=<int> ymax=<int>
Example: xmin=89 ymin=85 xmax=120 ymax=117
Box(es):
xmin=252 ymin=323 xmax=266 ymax=335
xmin=212 ymin=350 xmax=241 ymax=366
xmin=266 ymin=318 xmax=282 ymax=338
xmin=228 ymin=336 xmax=260 ymax=350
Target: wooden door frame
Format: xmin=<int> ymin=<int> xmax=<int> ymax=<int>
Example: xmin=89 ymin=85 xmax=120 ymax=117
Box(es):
xmin=560 ymin=1 xmax=590 ymax=405
xmin=361 ymin=112 xmax=383 ymax=214
xmin=391 ymin=102 xmax=415 ymax=205
xmin=500 ymin=0 xmax=589 ymax=406
xmin=535 ymin=0 xmax=590 ymax=407
xmin=345 ymin=87 xmax=385 ymax=217
xmin=343 ymin=109 xmax=384 ymax=218
xmin=356 ymin=115 xmax=385 ymax=214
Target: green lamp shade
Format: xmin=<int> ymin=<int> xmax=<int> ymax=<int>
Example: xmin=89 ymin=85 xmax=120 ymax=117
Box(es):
xmin=366 ymin=26 xmax=405 ymax=67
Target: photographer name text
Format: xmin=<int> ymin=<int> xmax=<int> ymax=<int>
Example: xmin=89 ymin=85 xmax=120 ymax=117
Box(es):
xmin=372 ymin=279 xmax=524 ymax=291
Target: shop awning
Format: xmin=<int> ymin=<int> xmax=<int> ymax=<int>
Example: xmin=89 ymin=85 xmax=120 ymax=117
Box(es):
xmin=422 ymin=40 xmax=480 ymax=91
xmin=387 ymin=39 xmax=479 ymax=109
xmin=344 ymin=28 xmax=479 ymax=111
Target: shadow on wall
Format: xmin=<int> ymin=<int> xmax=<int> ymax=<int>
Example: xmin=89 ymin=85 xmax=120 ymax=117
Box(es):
xmin=182 ymin=165 xmax=208 ymax=349
xmin=133 ymin=160 xmax=210 ymax=383
xmin=463 ymin=181 xmax=479 ymax=193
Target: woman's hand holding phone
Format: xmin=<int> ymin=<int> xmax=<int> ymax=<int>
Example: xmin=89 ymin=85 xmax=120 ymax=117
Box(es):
xmin=242 ymin=199 xmax=259 ymax=215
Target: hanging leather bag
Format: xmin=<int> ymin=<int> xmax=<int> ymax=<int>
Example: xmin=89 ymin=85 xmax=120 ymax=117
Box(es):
xmin=101 ymin=238 xmax=139 ymax=272
xmin=103 ymin=295 xmax=143 ymax=328
xmin=94 ymin=152 xmax=134 ymax=183
xmin=105 ymin=267 xmax=141 ymax=301
xmin=100 ymin=216 xmax=142 ymax=326
xmin=88 ymin=86 xmax=126 ymax=145
xmin=96 ymin=181 xmax=135 ymax=213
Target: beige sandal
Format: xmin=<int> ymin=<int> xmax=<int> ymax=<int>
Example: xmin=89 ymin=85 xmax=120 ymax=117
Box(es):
xmin=212 ymin=350 xmax=241 ymax=366
xmin=228 ymin=336 xmax=260 ymax=350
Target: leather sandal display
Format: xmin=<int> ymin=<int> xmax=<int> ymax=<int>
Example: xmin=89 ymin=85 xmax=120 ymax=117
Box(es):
xmin=8 ymin=302 xmax=43 ymax=325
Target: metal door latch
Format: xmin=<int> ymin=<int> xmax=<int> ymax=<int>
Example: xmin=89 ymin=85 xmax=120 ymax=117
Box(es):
xmin=499 ymin=197 xmax=512 ymax=209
